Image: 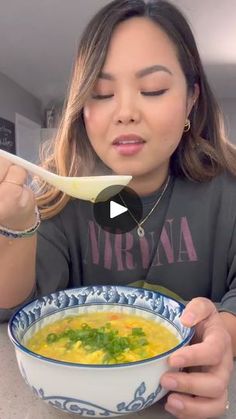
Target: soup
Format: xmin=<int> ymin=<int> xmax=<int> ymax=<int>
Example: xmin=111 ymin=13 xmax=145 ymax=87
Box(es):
xmin=26 ymin=311 xmax=179 ymax=364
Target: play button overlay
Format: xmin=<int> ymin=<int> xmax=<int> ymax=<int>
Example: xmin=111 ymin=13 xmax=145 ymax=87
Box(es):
xmin=110 ymin=201 xmax=127 ymax=218
xmin=93 ymin=185 xmax=143 ymax=234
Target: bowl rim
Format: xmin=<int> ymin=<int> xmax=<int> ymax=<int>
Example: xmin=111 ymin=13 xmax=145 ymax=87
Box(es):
xmin=8 ymin=285 xmax=195 ymax=369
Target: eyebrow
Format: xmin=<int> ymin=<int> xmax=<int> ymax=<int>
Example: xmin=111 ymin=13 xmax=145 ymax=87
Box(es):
xmin=99 ymin=65 xmax=173 ymax=80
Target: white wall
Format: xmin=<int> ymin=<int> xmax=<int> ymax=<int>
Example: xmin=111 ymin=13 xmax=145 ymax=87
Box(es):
xmin=219 ymin=98 xmax=236 ymax=144
xmin=0 ymin=72 xmax=42 ymax=125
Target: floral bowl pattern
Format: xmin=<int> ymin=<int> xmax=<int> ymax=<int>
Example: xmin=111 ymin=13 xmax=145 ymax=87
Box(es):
xmin=8 ymin=285 xmax=194 ymax=417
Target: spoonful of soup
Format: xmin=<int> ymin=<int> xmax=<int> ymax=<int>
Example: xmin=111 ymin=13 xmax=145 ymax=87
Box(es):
xmin=0 ymin=149 xmax=132 ymax=202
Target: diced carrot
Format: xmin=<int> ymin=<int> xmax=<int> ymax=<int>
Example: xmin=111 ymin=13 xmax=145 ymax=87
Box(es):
xmin=109 ymin=314 xmax=120 ymax=320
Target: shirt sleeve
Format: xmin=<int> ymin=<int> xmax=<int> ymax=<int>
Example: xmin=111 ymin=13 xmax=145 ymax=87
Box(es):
xmin=0 ymin=214 xmax=70 ymax=323
xmin=0 ymin=286 xmax=37 ymax=323
xmin=35 ymin=215 xmax=70 ymax=296
xmin=218 ymin=217 xmax=236 ymax=316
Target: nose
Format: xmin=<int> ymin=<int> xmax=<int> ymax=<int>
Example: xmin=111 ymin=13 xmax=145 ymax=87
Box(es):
xmin=113 ymin=95 xmax=141 ymax=125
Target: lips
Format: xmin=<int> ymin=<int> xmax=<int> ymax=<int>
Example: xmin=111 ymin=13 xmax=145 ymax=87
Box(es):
xmin=112 ymin=134 xmax=146 ymax=156
xmin=112 ymin=134 xmax=145 ymax=145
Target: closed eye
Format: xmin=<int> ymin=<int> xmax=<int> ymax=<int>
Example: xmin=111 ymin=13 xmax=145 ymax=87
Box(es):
xmin=91 ymin=89 xmax=168 ymax=100
xmin=92 ymin=94 xmax=114 ymax=100
xmin=141 ymin=89 xmax=168 ymax=96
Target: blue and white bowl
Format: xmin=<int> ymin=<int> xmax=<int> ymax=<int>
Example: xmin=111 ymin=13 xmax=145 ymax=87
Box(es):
xmin=8 ymin=285 xmax=194 ymax=417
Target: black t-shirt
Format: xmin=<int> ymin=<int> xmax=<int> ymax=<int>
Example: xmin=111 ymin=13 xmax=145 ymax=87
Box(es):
xmin=1 ymin=172 xmax=236 ymax=321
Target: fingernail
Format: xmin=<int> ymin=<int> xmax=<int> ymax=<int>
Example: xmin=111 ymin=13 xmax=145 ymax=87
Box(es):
xmin=161 ymin=377 xmax=177 ymax=389
xmin=169 ymin=356 xmax=185 ymax=367
xmin=181 ymin=311 xmax=196 ymax=325
xmin=167 ymin=398 xmax=184 ymax=411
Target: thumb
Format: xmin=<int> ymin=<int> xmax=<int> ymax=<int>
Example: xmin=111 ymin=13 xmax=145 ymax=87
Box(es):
xmin=180 ymin=297 xmax=217 ymax=327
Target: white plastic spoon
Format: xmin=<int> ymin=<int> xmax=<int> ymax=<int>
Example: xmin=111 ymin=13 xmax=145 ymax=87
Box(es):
xmin=0 ymin=149 xmax=132 ymax=202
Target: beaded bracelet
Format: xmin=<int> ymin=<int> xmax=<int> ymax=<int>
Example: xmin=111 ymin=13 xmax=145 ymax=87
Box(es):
xmin=0 ymin=206 xmax=41 ymax=239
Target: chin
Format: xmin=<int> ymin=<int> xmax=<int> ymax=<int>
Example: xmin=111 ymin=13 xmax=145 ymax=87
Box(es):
xmin=109 ymin=163 xmax=145 ymax=177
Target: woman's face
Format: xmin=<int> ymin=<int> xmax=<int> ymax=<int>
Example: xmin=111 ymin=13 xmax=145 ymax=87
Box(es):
xmin=84 ymin=17 xmax=197 ymax=194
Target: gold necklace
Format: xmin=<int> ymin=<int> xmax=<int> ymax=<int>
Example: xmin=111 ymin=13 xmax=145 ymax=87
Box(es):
xmin=119 ymin=175 xmax=170 ymax=238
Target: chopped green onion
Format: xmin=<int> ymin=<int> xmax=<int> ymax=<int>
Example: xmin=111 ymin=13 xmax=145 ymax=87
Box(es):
xmin=131 ymin=327 xmax=145 ymax=336
xmin=46 ymin=323 xmax=148 ymax=364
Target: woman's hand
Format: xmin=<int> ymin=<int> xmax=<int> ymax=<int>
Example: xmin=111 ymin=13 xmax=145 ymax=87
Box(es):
xmin=0 ymin=156 xmax=35 ymax=230
xmin=160 ymin=297 xmax=234 ymax=418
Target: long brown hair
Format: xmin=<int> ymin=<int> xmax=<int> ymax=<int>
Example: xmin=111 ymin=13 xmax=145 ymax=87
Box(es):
xmin=36 ymin=0 xmax=236 ymax=219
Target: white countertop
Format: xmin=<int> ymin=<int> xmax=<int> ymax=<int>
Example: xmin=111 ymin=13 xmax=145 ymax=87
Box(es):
xmin=0 ymin=323 xmax=235 ymax=419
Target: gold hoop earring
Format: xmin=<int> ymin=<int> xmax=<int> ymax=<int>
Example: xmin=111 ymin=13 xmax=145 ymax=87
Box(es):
xmin=184 ymin=118 xmax=191 ymax=132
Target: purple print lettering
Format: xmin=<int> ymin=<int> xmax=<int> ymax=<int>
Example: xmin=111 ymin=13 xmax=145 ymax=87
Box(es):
xmin=83 ymin=217 xmax=198 ymax=270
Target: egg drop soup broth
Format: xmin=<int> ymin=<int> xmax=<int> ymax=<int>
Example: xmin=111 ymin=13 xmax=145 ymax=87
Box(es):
xmin=26 ymin=311 xmax=180 ymax=364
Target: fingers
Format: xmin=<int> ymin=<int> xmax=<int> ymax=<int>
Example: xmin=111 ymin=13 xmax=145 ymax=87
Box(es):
xmin=169 ymin=333 xmax=227 ymax=368
xmin=162 ymin=298 xmax=233 ymax=418
xmin=180 ymin=297 xmax=217 ymax=328
xmin=169 ymin=297 xmax=230 ymax=370
xmin=0 ymin=155 xmax=11 ymax=181
xmin=1 ymin=164 xmax=27 ymax=186
xmin=162 ymin=352 xmax=231 ymax=406
xmin=162 ymin=340 xmax=231 ymax=399
xmin=161 ymin=370 xmax=226 ymax=398
xmin=165 ymin=391 xmax=228 ymax=419
xmin=0 ymin=158 xmax=35 ymax=228
xmin=0 ymin=164 xmax=28 ymax=216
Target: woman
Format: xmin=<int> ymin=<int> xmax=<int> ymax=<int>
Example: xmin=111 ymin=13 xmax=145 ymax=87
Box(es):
xmin=0 ymin=1 xmax=235 ymax=417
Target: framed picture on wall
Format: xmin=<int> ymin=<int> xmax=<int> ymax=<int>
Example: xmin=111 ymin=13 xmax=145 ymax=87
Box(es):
xmin=0 ymin=117 xmax=16 ymax=154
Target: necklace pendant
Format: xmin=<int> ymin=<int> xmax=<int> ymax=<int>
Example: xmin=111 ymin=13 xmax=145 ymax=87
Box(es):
xmin=137 ymin=226 xmax=145 ymax=237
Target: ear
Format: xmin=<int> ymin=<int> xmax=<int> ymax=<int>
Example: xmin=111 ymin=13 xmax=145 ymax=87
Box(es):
xmin=187 ymin=83 xmax=200 ymax=116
